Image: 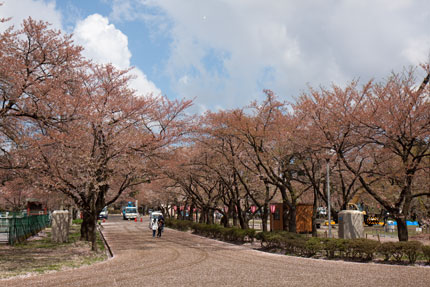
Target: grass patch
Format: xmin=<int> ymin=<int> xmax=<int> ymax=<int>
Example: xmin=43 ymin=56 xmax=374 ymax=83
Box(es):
xmin=0 ymin=222 xmax=107 ymax=279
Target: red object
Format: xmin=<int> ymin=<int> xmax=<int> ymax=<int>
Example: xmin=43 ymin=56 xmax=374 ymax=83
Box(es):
xmin=140 ymin=218 xmax=143 ymax=222
xmin=180 ymin=206 xmax=184 ymax=211
xmin=173 ymin=206 xmax=177 ymax=211
xmin=187 ymin=206 xmax=190 ymax=212
xmin=270 ymin=204 xmax=276 ymax=213
xmin=193 ymin=208 xmax=196 ymax=212
xmin=134 ymin=218 xmax=137 ymax=222
xmin=103 ymin=219 xmax=106 ymax=223
xmin=251 ymin=206 xmax=257 ymax=213
xmin=80 ymin=213 xmax=83 ymax=219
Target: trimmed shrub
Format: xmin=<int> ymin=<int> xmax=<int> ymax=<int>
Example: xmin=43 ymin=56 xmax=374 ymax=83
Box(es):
xmin=345 ymin=239 xmax=380 ymax=261
xmin=207 ymin=224 xmax=223 ymax=238
xmin=220 ymin=227 xmax=236 ymax=241
xmin=191 ymin=222 xmax=205 ymax=234
xmin=165 ymin=218 xmax=193 ymax=231
xmin=256 ymin=231 xmax=282 ymax=248
xmin=303 ymin=237 xmax=323 ymax=257
xmin=422 ymin=245 xmax=430 ymax=264
xmin=400 ymin=241 xmax=422 ymax=264
xmin=322 ymin=238 xmax=347 ymax=259
xmin=391 ymin=242 xmax=405 ymax=262
xmin=265 ymin=232 xmax=285 ymax=248
xmin=244 ymin=228 xmax=256 ymax=242
xmin=284 ymin=237 xmax=304 ymax=255
xmin=167 ymin=218 xmax=429 ymax=266
xmin=255 ymin=231 xmax=303 ymax=249
xmin=377 ymin=242 xmax=396 ymax=261
xmin=255 ymin=231 xmax=269 ymax=246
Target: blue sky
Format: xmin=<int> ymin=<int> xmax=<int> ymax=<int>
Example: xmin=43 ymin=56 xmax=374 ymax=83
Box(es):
xmin=1 ymin=0 xmax=430 ymax=114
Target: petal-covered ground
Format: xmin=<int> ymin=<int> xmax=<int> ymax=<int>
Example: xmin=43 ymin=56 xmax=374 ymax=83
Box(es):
xmin=2 ymin=215 xmax=429 ymax=287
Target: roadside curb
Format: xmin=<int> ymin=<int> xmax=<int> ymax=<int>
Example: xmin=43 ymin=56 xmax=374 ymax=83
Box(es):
xmin=97 ymin=225 xmax=113 ymax=258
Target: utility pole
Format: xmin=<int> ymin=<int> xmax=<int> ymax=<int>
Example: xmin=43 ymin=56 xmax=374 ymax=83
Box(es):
xmin=327 ymin=159 xmax=332 ymax=238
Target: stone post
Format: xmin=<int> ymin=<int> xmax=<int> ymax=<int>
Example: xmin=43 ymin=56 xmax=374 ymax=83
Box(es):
xmin=338 ymin=210 xmax=364 ymax=239
xmin=52 ymin=210 xmax=69 ymax=243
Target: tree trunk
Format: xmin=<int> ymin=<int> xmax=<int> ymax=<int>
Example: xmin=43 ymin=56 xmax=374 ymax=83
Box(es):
xmin=199 ymin=208 xmax=205 ymax=223
xmin=231 ymin=202 xmax=238 ymax=227
xmin=238 ymin=206 xmax=249 ymax=229
xmin=80 ymin=211 xmax=90 ymax=241
xmin=89 ymin=212 xmax=98 ymax=251
xmin=221 ymin=213 xmax=229 ymax=227
xmin=207 ymin=209 xmax=214 ymax=224
xmin=189 ymin=206 xmax=194 ymax=221
xmin=80 ymin=210 xmax=98 ymax=251
xmin=262 ymin=203 xmax=269 ymax=232
xmin=312 ymin=188 xmax=318 ymax=237
xmin=396 ymin=215 xmax=409 ymax=241
xmin=280 ymin=186 xmax=290 ymax=231
xmin=288 ymin=204 xmax=297 ymax=233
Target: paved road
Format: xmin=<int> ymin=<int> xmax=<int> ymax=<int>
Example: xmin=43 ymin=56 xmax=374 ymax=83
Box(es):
xmin=2 ymin=215 xmax=430 ymax=286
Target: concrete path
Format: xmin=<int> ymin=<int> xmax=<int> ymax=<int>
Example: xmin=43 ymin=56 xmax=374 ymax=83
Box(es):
xmin=2 ymin=215 xmax=430 ymax=286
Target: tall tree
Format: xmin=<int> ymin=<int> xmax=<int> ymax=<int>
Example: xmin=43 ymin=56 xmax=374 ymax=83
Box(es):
xmin=25 ymin=62 xmax=190 ymax=250
xmin=297 ymin=67 xmax=430 ymax=241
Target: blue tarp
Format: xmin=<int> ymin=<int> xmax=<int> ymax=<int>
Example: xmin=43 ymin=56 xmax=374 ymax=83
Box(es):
xmin=387 ymin=221 xmax=419 ymax=226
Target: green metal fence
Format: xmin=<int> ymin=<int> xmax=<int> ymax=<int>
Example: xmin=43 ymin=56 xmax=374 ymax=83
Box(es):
xmin=6 ymin=214 xmax=51 ymax=245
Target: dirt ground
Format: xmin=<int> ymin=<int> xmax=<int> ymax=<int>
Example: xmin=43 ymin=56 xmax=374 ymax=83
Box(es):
xmin=3 ymin=217 xmax=430 ymax=287
xmin=0 ymin=226 xmax=107 ymax=279
xmin=410 ymin=233 xmax=430 ymax=245
xmin=1 ymin=220 xmax=429 ymax=281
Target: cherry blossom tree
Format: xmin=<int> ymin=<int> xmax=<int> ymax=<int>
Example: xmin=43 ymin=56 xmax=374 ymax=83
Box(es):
xmin=297 ymin=66 xmax=430 ymax=241
xmin=26 ymin=63 xmax=190 ymax=250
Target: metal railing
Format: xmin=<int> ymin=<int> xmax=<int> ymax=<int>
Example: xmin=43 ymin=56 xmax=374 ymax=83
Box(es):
xmin=0 ymin=213 xmax=51 ymax=245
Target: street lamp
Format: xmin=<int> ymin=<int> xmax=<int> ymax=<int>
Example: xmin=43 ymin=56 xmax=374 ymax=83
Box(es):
xmin=326 ymin=158 xmax=331 ymax=238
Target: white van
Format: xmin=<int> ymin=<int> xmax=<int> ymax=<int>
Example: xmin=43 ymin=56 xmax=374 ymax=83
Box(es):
xmin=123 ymin=206 xmax=138 ymax=220
xmin=98 ymin=206 xmax=108 ymax=220
xmin=149 ymin=211 xmax=163 ymax=228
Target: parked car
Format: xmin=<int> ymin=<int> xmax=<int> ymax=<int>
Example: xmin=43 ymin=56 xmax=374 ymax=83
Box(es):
xmin=99 ymin=206 xmax=108 ymax=220
xmin=317 ymin=207 xmax=327 ymax=217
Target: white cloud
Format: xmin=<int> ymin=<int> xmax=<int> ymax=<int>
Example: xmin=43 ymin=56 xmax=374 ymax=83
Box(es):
xmin=0 ymin=1 xmax=160 ymax=98
xmin=74 ymin=14 xmax=131 ymax=69
xmin=402 ymin=37 xmax=430 ymax=65
xmin=73 ymin=14 xmax=161 ymax=97
xmin=122 ymin=0 xmax=430 ymax=109
xmin=128 ymin=68 xmax=160 ymax=97
xmin=0 ymin=0 xmax=62 ymax=31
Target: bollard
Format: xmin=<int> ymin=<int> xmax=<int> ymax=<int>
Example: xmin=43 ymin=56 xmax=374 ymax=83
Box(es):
xmin=134 ymin=218 xmax=137 ymax=222
xmin=140 ymin=217 xmax=143 ymax=222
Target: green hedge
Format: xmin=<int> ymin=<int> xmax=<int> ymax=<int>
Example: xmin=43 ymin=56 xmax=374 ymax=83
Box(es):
xmin=165 ymin=218 xmax=194 ymax=231
xmin=166 ymin=219 xmax=428 ymax=265
xmin=344 ymin=239 xmax=380 ymax=261
xmin=166 ymin=219 xmax=256 ymax=243
xmin=422 ymin=245 xmax=430 ymax=264
xmin=255 ymin=233 xmax=428 ymax=264
xmin=377 ymin=241 xmax=423 ymax=264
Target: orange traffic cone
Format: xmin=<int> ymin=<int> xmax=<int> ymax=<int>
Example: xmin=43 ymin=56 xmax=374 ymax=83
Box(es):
xmin=134 ymin=218 xmax=137 ymax=222
xmin=140 ymin=217 xmax=143 ymax=222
